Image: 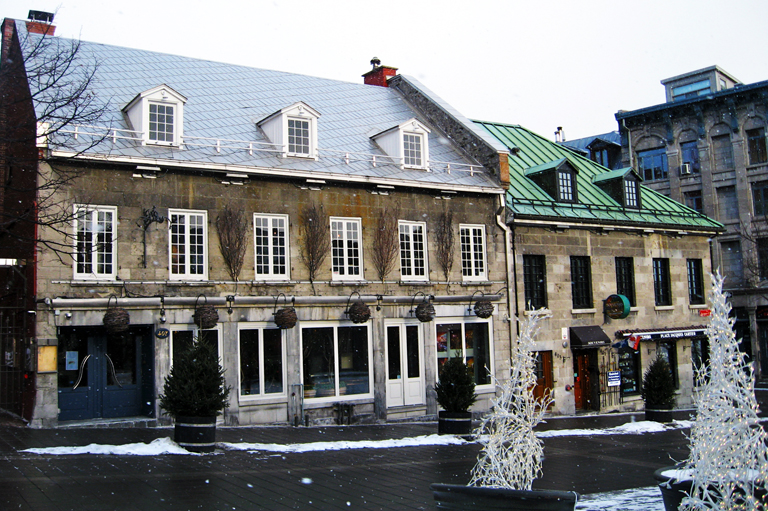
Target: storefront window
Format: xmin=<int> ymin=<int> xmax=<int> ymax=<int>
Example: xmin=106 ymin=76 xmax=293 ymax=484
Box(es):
xmin=436 ymin=321 xmax=492 ymax=386
xmin=302 ymin=325 xmax=371 ymax=399
xmin=239 ymin=327 xmax=284 ymax=396
xmin=657 ymin=341 xmax=678 ymax=388
xmin=617 ymin=347 xmax=640 ymax=395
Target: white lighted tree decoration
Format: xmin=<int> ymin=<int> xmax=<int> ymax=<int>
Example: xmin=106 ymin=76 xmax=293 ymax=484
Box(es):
xmin=469 ymin=308 xmax=553 ymax=490
xmin=677 ymin=273 xmax=768 ymax=510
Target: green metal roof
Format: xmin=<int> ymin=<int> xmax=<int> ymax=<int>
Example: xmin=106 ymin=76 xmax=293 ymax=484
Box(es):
xmin=524 ymin=158 xmax=569 ymax=177
xmin=591 ymin=167 xmax=639 ymax=184
xmin=474 ymin=121 xmax=723 ymax=233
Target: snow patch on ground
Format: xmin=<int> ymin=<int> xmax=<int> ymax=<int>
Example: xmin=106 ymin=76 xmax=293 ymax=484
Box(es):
xmin=220 ymin=433 xmax=468 ymax=453
xmin=537 ymin=419 xmax=690 ymax=438
xmin=21 ymin=437 xmax=193 ymax=456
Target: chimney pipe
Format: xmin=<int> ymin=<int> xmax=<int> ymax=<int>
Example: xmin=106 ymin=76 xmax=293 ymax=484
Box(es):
xmin=26 ymin=10 xmax=55 ymax=36
xmin=363 ymin=57 xmax=398 ymax=87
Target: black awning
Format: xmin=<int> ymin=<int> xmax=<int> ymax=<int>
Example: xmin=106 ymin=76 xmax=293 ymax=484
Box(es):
xmin=570 ymin=326 xmax=611 ymax=349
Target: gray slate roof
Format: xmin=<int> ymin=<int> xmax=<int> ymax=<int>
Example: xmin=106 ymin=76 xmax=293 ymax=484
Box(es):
xmin=19 ymin=21 xmax=499 ymax=193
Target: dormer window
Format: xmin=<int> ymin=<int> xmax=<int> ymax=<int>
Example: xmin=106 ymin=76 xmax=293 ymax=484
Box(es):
xmin=592 ymin=167 xmax=643 ymax=209
xmin=123 ymin=85 xmax=186 ymax=147
xmin=258 ymin=102 xmax=320 ymax=159
xmin=524 ymin=157 xmax=579 ymax=204
xmin=371 ymin=118 xmax=431 ymax=170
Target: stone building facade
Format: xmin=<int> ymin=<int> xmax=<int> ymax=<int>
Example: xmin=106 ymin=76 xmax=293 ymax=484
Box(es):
xmin=616 ymin=65 xmax=768 ymax=379
xmin=477 ymin=121 xmax=722 ymax=415
xmin=2 ymin=14 xmax=514 ymax=427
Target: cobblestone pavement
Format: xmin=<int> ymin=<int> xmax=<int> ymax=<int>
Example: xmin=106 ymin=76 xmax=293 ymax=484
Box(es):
xmin=0 ymin=410 xmax=697 ymax=511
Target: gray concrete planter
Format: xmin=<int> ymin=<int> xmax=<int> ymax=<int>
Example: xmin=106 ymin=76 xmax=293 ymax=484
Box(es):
xmin=431 ymin=483 xmax=578 ymax=510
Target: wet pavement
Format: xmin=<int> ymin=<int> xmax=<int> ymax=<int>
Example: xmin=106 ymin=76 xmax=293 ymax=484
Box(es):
xmin=0 ymin=409 xmax=702 ymax=511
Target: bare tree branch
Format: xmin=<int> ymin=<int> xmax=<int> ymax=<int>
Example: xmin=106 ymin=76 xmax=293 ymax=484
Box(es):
xmin=371 ymin=206 xmax=399 ymax=282
xmin=215 ymin=205 xmax=248 ymax=281
xmin=299 ymin=203 xmax=330 ymax=295
xmin=434 ymin=211 xmax=455 ymax=282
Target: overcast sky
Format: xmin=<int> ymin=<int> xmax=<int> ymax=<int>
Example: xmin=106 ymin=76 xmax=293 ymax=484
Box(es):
xmin=8 ymin=0 xmax=768 ymax=141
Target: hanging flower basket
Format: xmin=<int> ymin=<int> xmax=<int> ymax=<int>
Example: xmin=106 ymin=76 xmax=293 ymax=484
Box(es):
xmin=348 ymin=300 xmax=371 ymax=324
xmin=193 ymin=296 xmax=218 ymax=330
xmin=474 ymin=299 xmax=494 ymax=319
xmin=103 ymin=296 xmax=130 ymax=334
xmin=274 ymin=307 xmax=298 ymax=329
xmin=415 ymin=301 xmax=435 ymax=323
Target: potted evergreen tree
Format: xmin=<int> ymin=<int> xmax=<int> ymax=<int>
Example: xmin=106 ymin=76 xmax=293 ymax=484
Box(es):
xmin=159 ymin=334 xmax=230 ymax=453
xmin=642 ymin=355 xmax=676 ymax=423
xmin=435 ymin=357 xmax=476 ymax=435
xmin=432 ymin=309 xmax=578 ymax=510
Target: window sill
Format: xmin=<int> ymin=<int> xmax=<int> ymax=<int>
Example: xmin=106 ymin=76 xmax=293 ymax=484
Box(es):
xmin=654 ymin=305 xmax=675 ymax=311
xmin=238 ymin=395 xmax=287 ymax=406
xmin=688 ymin=303 xmax=708 ymax=310
xmin=524 ymin=308 xmax=551 ymax=316
xmin=571 ymin=308 xmax=597 ymax=315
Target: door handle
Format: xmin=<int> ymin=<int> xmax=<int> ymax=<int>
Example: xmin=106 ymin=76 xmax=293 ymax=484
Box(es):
xmin=105 ymin=354 xmax=123 ymax=388
xmin=72 ymin=354 xmax=91 ymax=390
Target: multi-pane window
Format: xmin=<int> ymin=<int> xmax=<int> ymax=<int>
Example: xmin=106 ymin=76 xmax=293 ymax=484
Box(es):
xmin=239 ymin=326 xmax=284 ymax=397
xmin=672 ymin=79 xmax=710 ymax=100
xmin=624 ymin=179 xmax=639 ymax=208
xmin=717 ymin=186 xmax=739 ymax=221
xmin=758 ymin=238 xmax=768 ymax=281
xmin=747 ymin=128 xmax=768 ymax=166
xmin=570 ymin=256 xmax=593 ymax=309
xmin=403 ymin=133 xmax=423 ymax=167
xmin=460 ymin=224 xmax=487 ymax=281
xmin=684 ymin=191 xmax=703 ymax=213
xmin=288 ymin=118 xmax=310 ymax=155
xmin=331 ymin=217 xmax=362 ymax=280
xmin=74 ymin=205 xmax=116 ymax=279
xmin=615 ymin=257 xmax=636 ymax=307
xmin=753 ymin=182 xmax=768 ymax=217
xmin=720 ymin=240 xmax=743 ymax=286
xmin=711 ymin=134 xmax=734 ymax=170
xmin=169 ymin=209 xmax=207 ymax=280
xmin=653 ymin=258 xmax=672 ymax=306
xmin=658 ymin=340 xmax=679 ymax=388
xmin=302 ymin=324 xmax=371 ymax=399
xmin=557 ymin=170 xmax=575 ymax=202
xmin=637 ymin=147 xmax=668 ymax=181
xmin=436 ymin=321 xmax=492 ymax=386
xmin=399 ymin=221 xmax=427 ymax=280
xmin=254 ymin=214 xmax=289 ymax=279
xmin=149 ymin=103 xmax=174 ymax=143
xmin=523 ymin=255 xmax=547 ymax=310
xmin=680 ymin=141 xmax=700 ymax=173
xmin=687 ymin=259 xmax=705 ymax=305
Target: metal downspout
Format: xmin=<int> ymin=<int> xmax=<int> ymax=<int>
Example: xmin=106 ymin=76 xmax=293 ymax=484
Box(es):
xmin=495 ymin=194 xmax=515 ymax=358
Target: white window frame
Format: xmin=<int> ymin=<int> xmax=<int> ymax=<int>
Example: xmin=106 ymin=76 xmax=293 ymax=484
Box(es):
xmin=168 ymin=209 xmax=208 ymax=281
xmin=73 ymin=205 xmax=117 ymax=280
xmin=402 ymin=132 xmax=425 ymax=168
xmin=370 ymin=118 xmax=431 ymax=170
xmin=287 ymin=117 xmax=312 ymax=157
xmin=398 ymin=220 xmax=428 ymax=281
xmin=300 ymin=321 xmax=374 ymax=403
xmin=169 ymin=324 xmax=223 ymax=368
xmin=256 ymin=102 xmax=320 ymax=160
xmin=435 ymin=317 xmax=495 ymax=390
xmin=624 ymin=179 xmax=639 ymax=208
xmin=331 ymin=217 xmax=363 ymax=281
xmin=148 ymin=102 xmax=176 ymax=144
xmin=253 ymin=213 xmax=290 ymax=280
xmin=459 ymin=224 xmax=487 ymax=281
xmin=237 ymin=323 xmax=287 ymax=401
xmin=122 ymin=85 xmax=186 ymax=147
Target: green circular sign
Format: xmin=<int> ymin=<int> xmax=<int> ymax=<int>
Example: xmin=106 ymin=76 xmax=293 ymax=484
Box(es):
xmin=605 ymin=294 xmax=631 ymax=319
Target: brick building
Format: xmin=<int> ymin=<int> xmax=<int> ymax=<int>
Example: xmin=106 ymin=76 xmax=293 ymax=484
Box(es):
xmin=1 ymin=14 xmax=514 ymax=427
xmin=616 ymin=66 xmax=768 ymax=379
xmin=476 ymin=121 xmax=722 ymax=414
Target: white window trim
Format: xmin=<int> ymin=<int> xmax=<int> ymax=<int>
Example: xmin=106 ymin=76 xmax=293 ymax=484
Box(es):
xmin=168 ymin=209 xmax=208 ymax=281
xmin=169 ymin=324 xmax=223 ymax=368
xmin=237 ymin=322 xmax=287 ymax=402
xmin=402 ymin=131 xmax=426 ymax=170
xmin=330 ymin=217 xmax=364 ymax=281
xmin=286 ymin=116 xmax=315 ymax=158
xmin=257 ymin=102 xmax=320 ymax=160
xmin=459 ymin=224 xmax=488 ymax=281
xmin=253 ymin=213 xmax=290 ymax=280
xmin=73 ymin=204 xmax=117 ymax=281
xmin=398 ymin=220 xmax=429 ymax=281
xmin=434 ymin=317 xmax=495 ymax=391
xmin=370 ymin=118 xmax=431 ymax=170
xmin=122 ymin=85 xmax=186 ymax=147
xmin=299 ymin=321 xmax=374 ymax=403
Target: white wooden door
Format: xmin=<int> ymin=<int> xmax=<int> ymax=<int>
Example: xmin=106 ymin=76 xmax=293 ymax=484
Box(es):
xmin=386 ymin=324 xmax=424 ymax=407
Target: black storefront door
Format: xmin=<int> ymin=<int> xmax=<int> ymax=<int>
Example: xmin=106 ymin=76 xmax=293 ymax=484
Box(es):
xmin=58 ymin=327 xmax=153 ymax=422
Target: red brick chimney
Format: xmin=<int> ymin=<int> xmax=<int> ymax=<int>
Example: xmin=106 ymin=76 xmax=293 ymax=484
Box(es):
xmin=363 ymin=57 xmax=397 ymax=87
xmin=26 ymin=10 xmax=55 ymax=36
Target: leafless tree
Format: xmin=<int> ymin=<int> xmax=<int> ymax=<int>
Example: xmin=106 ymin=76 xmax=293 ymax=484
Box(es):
xmin=300 ymin=203 xmax=330 ymax=295
xmin=215 ymin=205 xmax=248 ymax=281
xmin=434 ymin=211 xmax=455 ymax=282
xmin=0 ymin=17 xmax=110 ymax=260
xmin=371 ymin=206 xmax=399 ymax=282
xmin=738 ymin=214 xmax=768 ymax=289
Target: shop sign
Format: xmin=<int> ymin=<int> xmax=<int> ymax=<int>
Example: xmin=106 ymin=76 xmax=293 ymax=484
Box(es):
xmin=699 ymin=309 xmax=711 ymax=317
xmin=604 ymin=294 xmax=631 ymax=319
xmin=155 ymin=328 xmax=170 ymax=339
xmin=607 ymin=370 xmax=621 ymax=387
